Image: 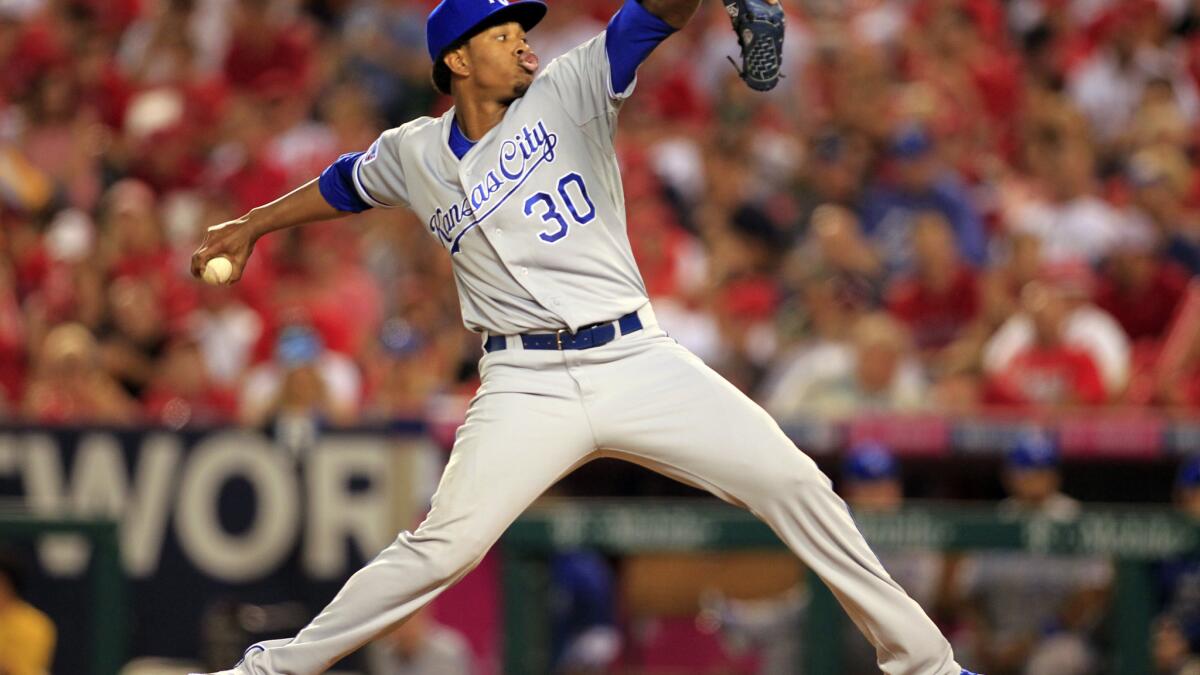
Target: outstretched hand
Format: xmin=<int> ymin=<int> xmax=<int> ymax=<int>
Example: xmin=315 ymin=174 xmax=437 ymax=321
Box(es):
xmin=190 ymin=219 xmax=256 ymax=285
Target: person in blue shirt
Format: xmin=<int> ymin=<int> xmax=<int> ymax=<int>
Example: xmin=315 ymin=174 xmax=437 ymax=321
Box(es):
xmin=858 ymin=124 xmax=987 ymax=276
xmin=1154 ymin=458 xmax=1200 ymax=674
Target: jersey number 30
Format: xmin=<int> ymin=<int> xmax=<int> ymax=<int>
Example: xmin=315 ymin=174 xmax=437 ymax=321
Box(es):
xmin=524 ymin=172 xmax=596 ymax=244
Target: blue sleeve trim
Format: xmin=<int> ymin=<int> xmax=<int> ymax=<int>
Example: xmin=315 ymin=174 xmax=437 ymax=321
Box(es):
xmin=448 ymin=117 xmax=477 ymax=160
xmin=605 ymin=0 xmax=676 ymax=97
xmin=318 ymin=152 xmax=372 ymax=213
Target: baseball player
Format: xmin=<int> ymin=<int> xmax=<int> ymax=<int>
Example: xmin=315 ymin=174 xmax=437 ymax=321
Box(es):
xmin=191 ymin=1 xmax=975 ymax=673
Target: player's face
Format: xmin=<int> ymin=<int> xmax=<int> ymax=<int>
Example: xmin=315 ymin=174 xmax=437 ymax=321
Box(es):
xmin=1177 ymin=487 xmax=1200 ymax=519
xmin=844 ymin=480 xmax=903 ymax=512
xmin=1004 ymin=468 xmax=1059 ymax=503
xmin=464 ymin=22 xmax=538 ymax=101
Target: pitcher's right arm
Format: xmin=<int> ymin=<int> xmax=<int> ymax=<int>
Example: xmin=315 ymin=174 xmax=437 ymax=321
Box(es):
xmin=191 ymin=127 xmax=411 ymax=284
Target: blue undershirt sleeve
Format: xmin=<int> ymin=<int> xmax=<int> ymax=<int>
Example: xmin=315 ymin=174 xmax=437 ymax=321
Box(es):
xmin=318 ymin=152 xmax=372 ymax=213
xmin=605 ymin=0 xmax=676 ymax=97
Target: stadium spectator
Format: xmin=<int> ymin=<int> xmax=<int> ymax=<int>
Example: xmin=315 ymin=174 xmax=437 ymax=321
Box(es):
xmin=142 ymin=336 xmax=236 ymax=428
xmin=1153 ymin=615 xmax=1200 ymax=675
xmin=1124 ymin=145 xmax=1200 ymax=276
xmin=1151 ymin=457 xmax=1200 ymax=675
xmin=949 ymin=435 xmax=1112 ymax=675
xmin=221 ymin=0 xmax=313 ymax=94
xmin=239 ymin=323 xmax=360 ymax=433
xmin=0 ymin=256 xmax=26 ymax=408
xmin=1005 ymin=127 xmax=1135 ymax=267
xmin=1067 ymin=0 xmax=1199 ymax=146
xmin=858 ymin=124 xmax=987 ymax=273
xmin=3 ymin=0 xmax=1199 ymax=429
xmin=187 ymin=285 xmax=263 ymax=388
xmin=791 ymin=130 xmax=871 ymax=235
xmin=984 ymin=281 xmax=1109 ymax=407
xmin=886 ymin=211 xmax=981 ymax=353
xmin=1094 ymin=229 xmax=1189 ymax=343
xmin=761 ymin=311 xmax=926 ymax=419
xmin=0 ymin=551 xmax=55 ymax=675
xmin=550 ymin=551 xmax=622 ymax=674
xmin=365 ymin=607 xmax=474 ymax=675
xmin=21 ymin=322 xmax=137 ymax=425
xmin=984 ymin=274 xmax=1131 ymax=401
xmin=360 ymin=318 xmax=450 ymax=422
xmin=99 ymin=276 xmax=170 ymax=400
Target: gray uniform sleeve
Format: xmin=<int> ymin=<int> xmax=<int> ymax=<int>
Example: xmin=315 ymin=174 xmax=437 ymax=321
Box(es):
xmin=538 ymin=32 xmax=629 ymax=130
xmin=352 ymin=126 xmax=410 ymax=209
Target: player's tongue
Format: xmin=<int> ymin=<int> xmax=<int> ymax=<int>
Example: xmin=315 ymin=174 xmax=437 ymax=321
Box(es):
xmin=519 ymin=51 xmax=539 ymax=74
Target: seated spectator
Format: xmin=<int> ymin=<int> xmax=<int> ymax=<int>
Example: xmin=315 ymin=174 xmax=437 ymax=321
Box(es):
xmin=804 ymin=204 xmax=884 ymax=304
xmin=21 ymin=322 xmax=137 ymax=425
xmin=858 ymin=124 xmax=986 ymax=274
xmin=984 ymin=272 xmax=1131 ymax=400
xmin=365 ymin=607 xmax=474 ymax=675
xmin=949 ymin=435 xmax=1111 ymax=675
xmin=98 ymin=276 xmax=170 ymax=400
xmin=1094 ymin=229 xmax=1189 ymax=343
xmin=0 ymin=551 xmax=55 ymax=675
xmin=984 ymin=281 xmax=1108 ymax=407
xmin=1124 ymin=146 xmax=1200 ymax=277
xmin=222 ymin=0 xmax=313 ymax=93
xmin=187 ymin=286 xmax=263 ymax=388
xmin=762 ymin=312 xmax=926 ymax=420
xmin=239 ymin=324 xmax=360 ymax=432
xmin=143 ymin=337 xmax=236 ymax=428
xmin=361 ymin=319 xmax=449 ymax=422
xmin=886 ymin=211 xmax=981 ymax=353
xmin=1006 ymin=129 xmax=1135 ymax=266
xmin=0 ymin=257 xmax=26 ymax=409
xmin=1067 ymin=1 xmax=1199 ymax=146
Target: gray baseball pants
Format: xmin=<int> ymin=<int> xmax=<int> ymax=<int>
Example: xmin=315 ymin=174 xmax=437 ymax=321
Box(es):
xmin=228 ymin=304 xmax=960 ymax=675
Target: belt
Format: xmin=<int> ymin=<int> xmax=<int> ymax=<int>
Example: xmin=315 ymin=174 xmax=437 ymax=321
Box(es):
xmin=483 ymin=311 xmax=643 ymax=353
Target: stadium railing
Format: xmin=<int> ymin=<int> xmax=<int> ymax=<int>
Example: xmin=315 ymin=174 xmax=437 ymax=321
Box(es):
xmin=501 ymin=500 xmax=1199 ymax=674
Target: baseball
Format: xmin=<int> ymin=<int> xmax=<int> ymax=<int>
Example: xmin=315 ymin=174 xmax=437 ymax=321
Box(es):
xmin=202 ymin=257 xmax=233 ymax=285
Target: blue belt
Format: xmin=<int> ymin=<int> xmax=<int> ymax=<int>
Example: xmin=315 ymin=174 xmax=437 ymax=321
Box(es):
xmin=484 ymin=311 xmax=643 ymax=353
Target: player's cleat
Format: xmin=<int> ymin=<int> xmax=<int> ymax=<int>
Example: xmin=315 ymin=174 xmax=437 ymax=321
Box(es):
xmin=961 ymin=670 xmax=983 ymax=675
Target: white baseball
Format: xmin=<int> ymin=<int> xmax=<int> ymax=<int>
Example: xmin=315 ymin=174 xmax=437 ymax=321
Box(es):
xmin=203 ymin=256 xmax=234 ymax=285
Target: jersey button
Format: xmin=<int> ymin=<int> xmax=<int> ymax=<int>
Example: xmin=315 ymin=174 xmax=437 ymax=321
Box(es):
xmin=495 ymin=228 xmax=503 ymax=236
xmin=520 ymin=267 xmax=529 ymax=276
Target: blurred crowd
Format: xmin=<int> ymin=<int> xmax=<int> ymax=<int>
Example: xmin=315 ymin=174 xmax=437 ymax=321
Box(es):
xmin=3 ymin=0 xmax=1200 ymax=430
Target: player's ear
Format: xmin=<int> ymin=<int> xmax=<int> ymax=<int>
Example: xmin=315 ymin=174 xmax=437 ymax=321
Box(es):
xmin=445 ymin=48 xmax=470 ymax=79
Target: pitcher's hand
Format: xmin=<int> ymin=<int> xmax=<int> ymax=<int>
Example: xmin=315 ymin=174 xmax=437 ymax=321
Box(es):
xmin=190 ymin=218 xmax=257 ymax=284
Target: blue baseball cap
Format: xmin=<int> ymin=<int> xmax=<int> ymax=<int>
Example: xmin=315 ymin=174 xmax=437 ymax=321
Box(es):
xmin=1178 ymin=457 xmax=1200 ymax=489
xmin=426 ymin=0 xmax=548 ymax=63
xmin=379 ymin=318 xmax=423 ymax=357
xmin=276 ymin=325 xmax=323 ymax=367
xmin=843 ymin=442 xmax=899 ymax=482
xmin=1007 ymin=433 xmax=1059 ymax=470
xmin=890 ymin=124 xmax=934 ymax=160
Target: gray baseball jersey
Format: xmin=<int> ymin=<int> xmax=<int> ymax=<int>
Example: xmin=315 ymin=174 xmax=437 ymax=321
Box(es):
xmin=218 ymin=24 xmax=964 ymax=675
xmin=353 ymin=35 xmax=647 ymax=336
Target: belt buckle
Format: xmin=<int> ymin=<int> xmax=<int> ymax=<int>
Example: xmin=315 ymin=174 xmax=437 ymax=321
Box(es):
xmin=555 ymin=328 xmax=568 ymax=350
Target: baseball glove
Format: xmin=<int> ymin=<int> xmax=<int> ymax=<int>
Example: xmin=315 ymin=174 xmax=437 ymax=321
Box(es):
xmin=723 ymin=0 xmax=785 ymax=92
